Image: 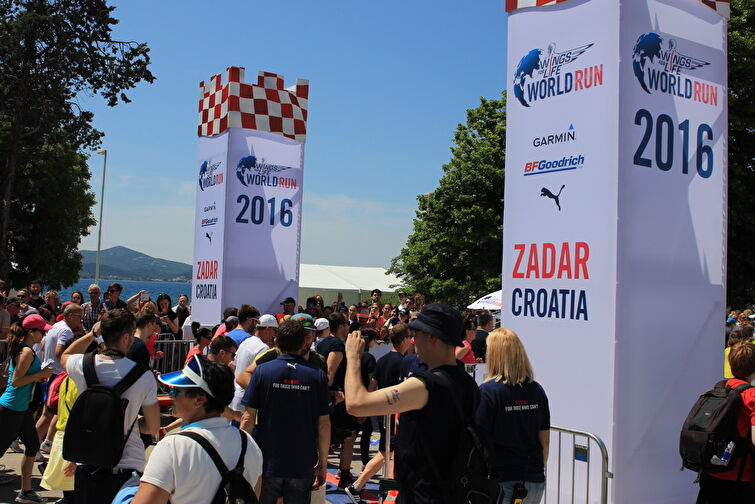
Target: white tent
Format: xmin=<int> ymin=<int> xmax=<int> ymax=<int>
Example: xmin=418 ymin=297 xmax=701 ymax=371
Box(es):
xmin=297 ymin=264 xmax=403 ymax=307
xmin=467 ymin=289 xmax=503 ymax=311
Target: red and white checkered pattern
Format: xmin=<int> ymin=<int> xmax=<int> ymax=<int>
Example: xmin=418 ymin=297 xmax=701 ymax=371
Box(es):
xmin=505 ymin=0 xmax=730 ymax=19
xmin=198 ymin=67 xmax=309 ymax=142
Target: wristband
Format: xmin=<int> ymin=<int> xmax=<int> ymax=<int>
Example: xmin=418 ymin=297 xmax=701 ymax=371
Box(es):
xmin=95 ymin=335 xmax=104 ymax=345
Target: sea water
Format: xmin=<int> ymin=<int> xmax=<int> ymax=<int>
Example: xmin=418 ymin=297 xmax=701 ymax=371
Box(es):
xmin=56 ymin=278 xmax=192 ymax=305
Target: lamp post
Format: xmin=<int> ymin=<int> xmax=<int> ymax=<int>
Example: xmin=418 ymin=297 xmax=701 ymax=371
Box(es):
xmin=95 ymin=149 xmax=108 ymax=285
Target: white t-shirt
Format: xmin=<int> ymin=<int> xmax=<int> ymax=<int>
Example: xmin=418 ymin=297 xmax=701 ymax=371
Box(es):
xmin=65 ymin=353 xmax=158 ymax=471
xmin=141 ymin=417 xmax=263 ymax=504
xmin=43 ymin=320 xmax=73 ymax=373
xmin=230 ymin=335 xmax=269 ymax=413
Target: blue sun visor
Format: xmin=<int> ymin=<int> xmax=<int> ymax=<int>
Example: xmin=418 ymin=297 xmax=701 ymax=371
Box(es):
xmin=158 ymin=355 xmax=214 ymax=397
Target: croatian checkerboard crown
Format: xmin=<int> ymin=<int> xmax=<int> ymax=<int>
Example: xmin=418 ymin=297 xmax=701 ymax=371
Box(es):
xmin=504 ymin=0 xmax=730 ymax=19
xmin=198 ymin=67 xmax=309 ymax=143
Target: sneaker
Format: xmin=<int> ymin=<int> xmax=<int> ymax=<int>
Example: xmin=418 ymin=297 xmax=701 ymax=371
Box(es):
xmin=344 ymin=484 xmax=364 ymax=503
xmin=16 ymin=490 xmax=44 ymax=503
xmin=34 ymin=451 xmax=48 ymax=462
xmin=0 ymin=473 xmax=16 ymax=485
xmin=9 ymin=440 xmax=23 ymax=453
xmin=39 ymin=439 xmax=52 ymax=455
xmin=337 ymin=469 xmax=356 ymax=488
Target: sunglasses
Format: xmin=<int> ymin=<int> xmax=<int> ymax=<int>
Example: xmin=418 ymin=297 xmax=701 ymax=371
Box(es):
xmin=168 ymin=388 xmax=193 ymax=397
xmin=107 ymin=289 xmax=119 ymax=293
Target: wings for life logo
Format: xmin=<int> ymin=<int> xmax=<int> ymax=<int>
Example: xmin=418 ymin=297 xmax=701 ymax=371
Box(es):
xmin=236 ymin=156 xmax=298 ymax=189
xmin=198 ymin=161 xmax=223 ymax=191
xmin=513 ymin=42 xmax=603 ymax=107
xmin=632 ymin=33 xmax=717 ymax=106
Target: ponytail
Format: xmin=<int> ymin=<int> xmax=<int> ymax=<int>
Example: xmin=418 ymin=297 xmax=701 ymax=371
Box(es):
xmin=192 ymin=321 xmax=211 ymax=343
xmin=7 ymin=323 xmax=30 ymax=365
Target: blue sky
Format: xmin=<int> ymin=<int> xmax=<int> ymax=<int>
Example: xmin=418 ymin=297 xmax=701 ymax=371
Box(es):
xmin=78 ymin=0 xmax=508 ymax=266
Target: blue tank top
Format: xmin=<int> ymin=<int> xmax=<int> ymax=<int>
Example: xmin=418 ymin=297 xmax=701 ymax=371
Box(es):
xmin=0 ymin=343 xmax=41 ymax=411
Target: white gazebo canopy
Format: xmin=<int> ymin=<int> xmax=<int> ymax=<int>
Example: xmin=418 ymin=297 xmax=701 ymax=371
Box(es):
xmin=298 ymin=264 xmax=403 ymax=306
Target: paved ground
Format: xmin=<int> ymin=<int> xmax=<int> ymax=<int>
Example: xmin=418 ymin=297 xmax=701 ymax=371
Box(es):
xmin=0 ymin=436 xmax=393 ymax=503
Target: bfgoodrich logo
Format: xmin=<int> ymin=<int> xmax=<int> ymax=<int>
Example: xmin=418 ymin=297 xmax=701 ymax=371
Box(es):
xmin=236 ymin=156 xmax=297 ymax=189
xmin=632 ymin=33 xmax=716 ymax=105
xmin=513 ymin=42 xmax=601 ymax=107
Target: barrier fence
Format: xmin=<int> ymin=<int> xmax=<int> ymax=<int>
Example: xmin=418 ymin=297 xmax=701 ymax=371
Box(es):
xmin=152 ymin=338 xmax=195 ymax=375
xmin=545 ymin=426 xmax=613 ymax=504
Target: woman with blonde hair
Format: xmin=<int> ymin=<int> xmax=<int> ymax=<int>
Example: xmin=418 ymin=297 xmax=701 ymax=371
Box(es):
xmin=475 ymin=328 xmax=550 ymax=504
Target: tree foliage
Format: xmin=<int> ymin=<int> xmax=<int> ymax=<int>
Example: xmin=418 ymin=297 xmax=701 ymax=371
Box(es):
xmin=0 ymin=0 xmax=154 ymax=288
xmin=389 ymin=94 xmax=506 ymax=309
xmin=726 ymin=0 xmax=755 ymax=307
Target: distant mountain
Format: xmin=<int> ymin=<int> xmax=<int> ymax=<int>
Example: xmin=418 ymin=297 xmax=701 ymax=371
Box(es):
xmin=79 ymin=246 xmax=192 ymax=282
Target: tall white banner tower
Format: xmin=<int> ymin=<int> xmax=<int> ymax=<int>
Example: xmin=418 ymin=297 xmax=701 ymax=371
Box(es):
xmin=502 ymin=0 xmax=728 ymax=502
xmin=192 ymin=67 xmax=309 ymax=324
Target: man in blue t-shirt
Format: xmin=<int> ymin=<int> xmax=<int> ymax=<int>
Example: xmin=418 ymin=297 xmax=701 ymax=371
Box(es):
xmin=225 ymin=304 xmax=260 ymax=347
xmin=242 ymin=319 xmax=331 ymax=504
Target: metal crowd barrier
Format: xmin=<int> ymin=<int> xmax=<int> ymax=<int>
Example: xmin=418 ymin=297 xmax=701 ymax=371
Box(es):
xmin=544 ymin=425 xmax=613 ymax=504
xmin=151 ymin=338 xmax=195 ymax=375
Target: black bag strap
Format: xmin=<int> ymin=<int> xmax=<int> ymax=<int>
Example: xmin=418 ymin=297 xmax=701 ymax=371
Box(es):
xmin=113 ymin=362 xmax=149 ymax=396
xmin=235 ymin=428 xmax=248 ymax=471
xmin=82 ymin=352 xmax=99 ymax=387
xmin=177 ymin=431 xmax=230 ymax=478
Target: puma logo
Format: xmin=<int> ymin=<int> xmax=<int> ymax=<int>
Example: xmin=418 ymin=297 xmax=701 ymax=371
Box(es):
xmin=205 ymin=232 xmax=213 ymax=244
xmin=540 ymin=185 xmax=565 ymax=211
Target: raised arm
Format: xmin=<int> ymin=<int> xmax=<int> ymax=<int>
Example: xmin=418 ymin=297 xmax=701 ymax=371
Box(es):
xmin=344 ymin=332 xmax=428 ymax=417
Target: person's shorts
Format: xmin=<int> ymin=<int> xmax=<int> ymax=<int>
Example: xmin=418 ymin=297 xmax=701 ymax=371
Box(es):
xmin=330 ymin=403 xmax=357 ymax=444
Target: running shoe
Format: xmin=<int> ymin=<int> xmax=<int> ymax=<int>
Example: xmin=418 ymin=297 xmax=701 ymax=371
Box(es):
xmin=15 ymin=489 xmax=44 ymax=503
xmin=9 ymin=440 xmax=23 ymax=453
xmin=34 ymin=451 xmax=48 ymax=462
xmin=0 ymin=473 xmax=16 ymax=485
xmin=337 ymin=469 xmax=356 ymax=488
xmin=39 ymin=439 xmax=52 ymax=455
xmin=344 ymin=484 xmax=365 ymax=503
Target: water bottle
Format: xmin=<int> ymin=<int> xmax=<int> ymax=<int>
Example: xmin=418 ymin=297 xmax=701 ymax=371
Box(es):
xmin=710 ymin=441 xmax=735 ymax=466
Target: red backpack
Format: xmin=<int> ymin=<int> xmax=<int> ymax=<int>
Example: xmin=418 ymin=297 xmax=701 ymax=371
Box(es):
xmin=45 ymin=371 xmax=68 ymax=410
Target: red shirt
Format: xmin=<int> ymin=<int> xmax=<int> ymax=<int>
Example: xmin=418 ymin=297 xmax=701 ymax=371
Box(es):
xmin=185 ymin=346 xmax=202 ymax=366
xmin=711 ymin=378 xmax=755 ymax=482
xmin=458 ymin=340 xmax=477 ymax=364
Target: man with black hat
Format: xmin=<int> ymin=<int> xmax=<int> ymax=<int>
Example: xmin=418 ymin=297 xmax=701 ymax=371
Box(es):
xmin=276 ymin=296 xmax=296 ymax=323
xmin=344 ymin=303 xmax=479 ymax=504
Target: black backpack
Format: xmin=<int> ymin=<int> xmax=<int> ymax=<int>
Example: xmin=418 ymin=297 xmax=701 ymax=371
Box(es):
xmin=417 ymin=370 xmax=502 ymax=504
xmin=177 ymin=430 xmax=259 ymax=504
xmin=63 ymin=352 xmax=148 ymax=468
xmin=679 ymin=379 xmax=753 ymax=474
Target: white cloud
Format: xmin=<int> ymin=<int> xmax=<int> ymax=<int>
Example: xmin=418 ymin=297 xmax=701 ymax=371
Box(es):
xmin=300 ymin=194 xmax=415 ymax=267
xmin=177 ymin=181 xmax=196 ymax=196
xmin=80 ymin=192 xmax=416 ymax=268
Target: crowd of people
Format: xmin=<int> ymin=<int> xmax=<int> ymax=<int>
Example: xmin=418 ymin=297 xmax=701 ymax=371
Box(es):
xmin=0 ymin=279 xmax=752 ymax=503
xmin=0 ymin=282 xmax=555 ymax=504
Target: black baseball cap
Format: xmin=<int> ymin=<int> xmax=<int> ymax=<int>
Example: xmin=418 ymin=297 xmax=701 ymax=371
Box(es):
xmin=408 ymin=303 xmax=463 ymax=346
xmin=280 ymin=297 xmax=296 ymax=305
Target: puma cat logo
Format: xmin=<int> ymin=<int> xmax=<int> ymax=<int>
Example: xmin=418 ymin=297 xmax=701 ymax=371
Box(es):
xmin=540 ymin=185 xmax=565 ymax=211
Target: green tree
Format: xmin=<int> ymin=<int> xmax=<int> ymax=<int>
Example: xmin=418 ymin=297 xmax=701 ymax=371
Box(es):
xmin=0 ymin=0 xmax=154 ymax=287
xmin=726 ymin=0 xmax=755 ymax=307
xmin=389 ymin=94 xmax=506 ymax=309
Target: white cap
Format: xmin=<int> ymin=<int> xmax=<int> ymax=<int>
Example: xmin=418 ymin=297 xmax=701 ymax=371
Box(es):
xmin=315 ymin=318 xmax=330 ymax=331
xmin=258 ymin=314 xmax=279 ymax=328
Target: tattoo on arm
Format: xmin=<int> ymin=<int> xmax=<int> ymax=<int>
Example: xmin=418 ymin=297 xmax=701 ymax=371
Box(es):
xmin=385 ymin=389 xmax=400 ymax=405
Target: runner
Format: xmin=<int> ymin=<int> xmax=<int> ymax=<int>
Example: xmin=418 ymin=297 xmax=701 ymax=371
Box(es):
xmin=344 ymin=303 xmax=480 ymax=504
